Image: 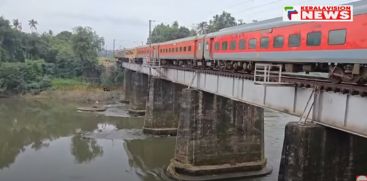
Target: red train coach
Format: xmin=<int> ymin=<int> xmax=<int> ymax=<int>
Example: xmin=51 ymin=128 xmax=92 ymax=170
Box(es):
xmin=201 ymin=2 xmax=367 ymax=83
xmin=123 ymin=1 xmax=367 ymax=83
xmin=158 ymin=35 xmax=205 ymax=65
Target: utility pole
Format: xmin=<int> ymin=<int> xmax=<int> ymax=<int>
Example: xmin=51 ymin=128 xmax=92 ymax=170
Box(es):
xmin=112 ymin=39 xmax=116 ymax=58
xmin=148 ymin=20 xmax=155 ymax=65
xmin=148 ymin=19 xmax=155 ymax=44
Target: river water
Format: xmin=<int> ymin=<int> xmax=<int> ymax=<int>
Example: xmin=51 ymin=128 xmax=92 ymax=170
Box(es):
xmin=0 ymin=97 xmax=298 ymax=181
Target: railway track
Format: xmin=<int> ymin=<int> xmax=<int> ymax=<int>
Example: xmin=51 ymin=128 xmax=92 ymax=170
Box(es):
xmin=160 ymin=65 xmax=367 ymax=96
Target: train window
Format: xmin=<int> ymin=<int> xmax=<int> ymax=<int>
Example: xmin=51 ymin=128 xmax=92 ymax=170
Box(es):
xmin=222 ymin=41 xmax=228 ymax=50
xmin=239 ymin=39 xmax=246 ymax=50
xmin=249 ymin=39 xmax=256 ymax=49
xmin=260 ymin=37 xmax=269 ymax=48
xmin=329 ymin=29 xmax=346 ymax=45
xmin=230 ymin=40 xmax=236 ymax=50
xmin=176 ymin=47 xmax=178 ymax=52
xmin=215 ymin=42 xmax=220 ymax=50
xmin=273 ymin=36 xmax=284 ymax=48
xmin=188 ymin=46 xmax=192 ymax=51
xmin=184 ymin=47 xmax=187 ymax=52
xmin=307 ymin=31 xmax=321 ymax=46
xmin=288 ymin=34 xmax=301 ymax=47
xmin=179 ymin=47 xmax=182 ymax=52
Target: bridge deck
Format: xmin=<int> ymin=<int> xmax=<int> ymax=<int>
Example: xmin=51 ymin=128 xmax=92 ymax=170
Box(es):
xmin=122 ymin=62 xmax=367 ymax=138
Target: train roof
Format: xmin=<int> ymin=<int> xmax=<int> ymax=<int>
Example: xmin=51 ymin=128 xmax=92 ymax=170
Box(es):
xmin=154 ymin=34 xmax=205 ymax=45
xmin=207 ymin=0 xmax=367 ymax=37
xmin=127 ymin=1 xmax=367 ymax=48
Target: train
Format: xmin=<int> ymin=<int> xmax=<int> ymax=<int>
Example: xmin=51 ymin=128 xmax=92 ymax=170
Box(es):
xmin=116 ymin=1 xmax=367 ymax=84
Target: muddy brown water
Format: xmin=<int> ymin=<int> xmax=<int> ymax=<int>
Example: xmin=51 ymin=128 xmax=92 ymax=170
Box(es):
xmin=0 ymin=97 xmax=297 ymax=181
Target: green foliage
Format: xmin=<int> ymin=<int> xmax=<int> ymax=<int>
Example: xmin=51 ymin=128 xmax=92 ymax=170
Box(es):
xmin=149 ymin=21 xmax=195 ymax=43
xmin=72 ymin=27 xmax=104 ymax=77
xmin=0 ymin=60 xmax=51 ymax=94
xmin=0 ymin=16 xmax=106 ymax=94
xmin=99 ymin=63 xmax=124 ymax=87
xmin=196 ymin=11 xmax=237 ymax=34
xmin=51 ymin=78 xmax=90 ymax=90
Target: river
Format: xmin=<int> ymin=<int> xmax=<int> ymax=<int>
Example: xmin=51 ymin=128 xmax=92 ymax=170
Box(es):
xmin=0 ymin=97 xmax=298 ymax=181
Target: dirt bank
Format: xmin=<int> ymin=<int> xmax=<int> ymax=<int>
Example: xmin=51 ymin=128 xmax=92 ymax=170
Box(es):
xmin=23 ymin=87 xmax=123 ymax=104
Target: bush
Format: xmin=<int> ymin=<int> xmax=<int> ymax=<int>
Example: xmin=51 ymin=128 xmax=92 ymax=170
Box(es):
xmin=0 ymin=60 xmax=52 ymax=94
xmin=99 ymin=61 xmax=123 ymax=88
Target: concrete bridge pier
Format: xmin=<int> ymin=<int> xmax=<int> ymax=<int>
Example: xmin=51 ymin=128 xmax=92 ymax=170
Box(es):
xmin=279 ymin=122 xmax=367 ymax=181
xmin=121 ymin=69 xmax=132 ymax=103
xmin=167 ymin=88 xmax=272 ymax=180
xmin=143 ymin=77 xmax=184 ymax=136
xmin=128 ymin=71 xmax=149 ymax=116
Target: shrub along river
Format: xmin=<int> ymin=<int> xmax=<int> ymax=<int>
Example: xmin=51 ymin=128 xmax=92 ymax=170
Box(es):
xmin=0 ymin=97 xmax=297 ymax=181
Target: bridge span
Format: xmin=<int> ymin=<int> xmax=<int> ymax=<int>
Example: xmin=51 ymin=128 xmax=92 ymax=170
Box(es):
xmin=122 ymin=62 xmax=367 ymax=138
xmin=121 ymin=62 xmax=367 ymax=181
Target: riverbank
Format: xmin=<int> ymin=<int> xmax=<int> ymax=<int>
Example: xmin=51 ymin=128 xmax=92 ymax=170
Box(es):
xmin=22 ymin=78 xmax=123 ymax=104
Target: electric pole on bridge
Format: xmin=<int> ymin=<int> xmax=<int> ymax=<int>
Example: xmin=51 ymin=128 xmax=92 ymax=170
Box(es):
xmin=112 ymin=39 xmax=116 ymax=58
xmin=148 ymin=19 xmax=155 ymax=65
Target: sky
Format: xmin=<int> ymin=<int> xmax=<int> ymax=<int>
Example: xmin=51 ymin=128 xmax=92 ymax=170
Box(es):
xmin=0 ymin=0 xmax=360 ymax=49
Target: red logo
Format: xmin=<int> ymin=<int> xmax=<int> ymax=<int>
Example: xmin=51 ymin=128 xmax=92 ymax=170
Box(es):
xmin=357 ymin=175 xmax=367 ymax=181
xmin=283 ymin=5 xmax=353 ymax=22
xmin=301 ymin=6 xmax=352 ymax=21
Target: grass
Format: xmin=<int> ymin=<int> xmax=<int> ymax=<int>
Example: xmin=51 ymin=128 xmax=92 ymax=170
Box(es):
xmin=51 ymin=78 xmax=93 ymax=90
xmin=24 ymin=77 xmax=122 ymax=104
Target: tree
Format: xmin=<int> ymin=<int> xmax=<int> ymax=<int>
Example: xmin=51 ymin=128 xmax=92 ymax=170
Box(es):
xmin=71 ymin=26 xmax=104 ymax=78
xmin=56 ymin=31 xmax=73 ymax=41
xmin=149 ymin=22 xmax=194 ymax=43
xmin=28 ymin=19 xmax=38 ymax=32
xmin=0 ymin=17 xmax=25 ymax=62
xmin=238 ymin=19 xmax=245 ymax=25
xmin=207 ymin=11 xmax=237 ymax=33
xmin=196 ymin=21 xmax=208 ymax=35
xmin=12 ymin=19 xmax=21 ymax=31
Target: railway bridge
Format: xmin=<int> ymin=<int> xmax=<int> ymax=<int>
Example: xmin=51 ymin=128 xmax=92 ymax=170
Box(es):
xmin=121 ymin=62 xmax=367 ymax=181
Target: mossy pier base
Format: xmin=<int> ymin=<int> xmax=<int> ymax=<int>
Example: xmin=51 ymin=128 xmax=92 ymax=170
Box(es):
xmin=279 ymin=122 xmax=367 ymax=181
xmin=167 ymin=88 xmax=272 ymax=180
xmin=143 ymin=77 xmax=184 ymax=136
xmin=127 ymin=71 xmax=148 ymax=116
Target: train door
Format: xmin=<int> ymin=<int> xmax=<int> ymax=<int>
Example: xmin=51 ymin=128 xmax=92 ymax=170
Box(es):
xmin=194 ymin=40 xmax=198 ymax=60
xmin=204 ymin=37 xmax=214 ymax=60
xmin=153 ymin=45 xmax=159 ymax=65
xmin=195 ymin=36 xmax=205 ymax=60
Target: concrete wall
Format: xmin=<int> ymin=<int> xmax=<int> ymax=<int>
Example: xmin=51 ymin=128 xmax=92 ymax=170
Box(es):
xmin=143 ymin=77 xmax=185 ymax=135
xmin=279 ymin=122 xmax=367 ymax=181
xmin=168 ymin=88 xmax=270 ymax=179
xmin=128 ymin=72 xmax=149 ymax=112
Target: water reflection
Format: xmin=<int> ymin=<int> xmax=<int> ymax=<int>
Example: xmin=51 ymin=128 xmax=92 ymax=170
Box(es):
xmin=0 ymin=98 xmax=135 ymax=170
xmin=0 ymin=98 xmax=298 ymax=181
xmin=71 ymin=135 xmax=103 ymax=164
xmin=124 ymin=138 xmax=176 ymax=181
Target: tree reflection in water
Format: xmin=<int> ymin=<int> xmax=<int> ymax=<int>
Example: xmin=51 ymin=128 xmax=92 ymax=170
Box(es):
xmin=0 ymin=98 xmax=126 ymax=169
xmin=71 ymin=135 xmax=103 ymax=164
